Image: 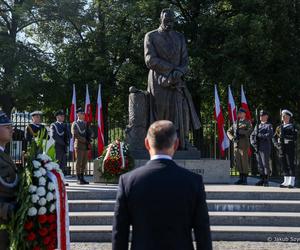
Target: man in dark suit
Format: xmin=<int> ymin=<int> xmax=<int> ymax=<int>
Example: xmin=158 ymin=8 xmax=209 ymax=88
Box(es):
xmin=112 ymin=120 xmax=212 ymax=250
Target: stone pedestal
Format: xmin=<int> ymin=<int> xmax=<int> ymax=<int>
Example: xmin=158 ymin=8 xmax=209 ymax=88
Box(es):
xmin=93 ymin=159 xmax=119 ymax=184
xmin=134 ymin=158 xmax=230 ymax=184
xmin=94 ymin=152 xmax=230 ymax=184
xmin=125 ymin=87 xmax=149 ymax=151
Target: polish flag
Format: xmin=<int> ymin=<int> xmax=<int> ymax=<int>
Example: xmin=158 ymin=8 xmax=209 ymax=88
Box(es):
xmin=241 ymin=85 xmax=252 ymax=121
xmin=84 ymin=84 xmax=93 ymax=123
xmin=214 ymin=85 xmax=230 ymax=157
xmin=228 ymin=85 xmax=237 ymax=123
xmin=69 ymin=84 xmax=76 ymax=123
xmin=69 ymin=84 xmax=76 ymax=152
xmin=96 ymin=84 xmax=105 ymax=156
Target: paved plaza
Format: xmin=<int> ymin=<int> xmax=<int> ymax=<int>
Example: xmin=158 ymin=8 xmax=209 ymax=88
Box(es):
xmin=70 ymin=241 xmax=300 ymax=250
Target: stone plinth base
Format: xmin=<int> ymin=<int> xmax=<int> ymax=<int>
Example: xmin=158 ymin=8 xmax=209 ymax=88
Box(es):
xmin=131 ymin=150 xmax=201 ymax=159
xmin=93 ymin=158 xmax=230 ymax=184
xmin=135 ymin=158 xmax=230 ymax=184
xmin=93 ymin=159 xmax=119 ymax=184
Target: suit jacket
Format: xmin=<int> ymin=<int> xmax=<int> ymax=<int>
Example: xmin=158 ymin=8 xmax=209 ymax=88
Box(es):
xmin=112 ymin=159 xmax=212 ymax=250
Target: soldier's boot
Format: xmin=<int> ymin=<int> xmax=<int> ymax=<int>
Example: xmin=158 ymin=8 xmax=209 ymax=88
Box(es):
xmin=234 ymin=174 xmax=244 ymax=185
xmin=242 ymin=174 xmax=248 ymax=185
xmin=280 ymin=176 xmax=289 ymax=188
xmin=255 ymin=175 xmax=265 ymax=186
xmin=77 ymin=175 xmax=82 ymax=184
xmin=288 ymin=176 xmax=295 ymax=189
xmin=263 ymin=175 xmax=269 ymax=187
xmin=80 ymin=174 xmax=89 ymax=185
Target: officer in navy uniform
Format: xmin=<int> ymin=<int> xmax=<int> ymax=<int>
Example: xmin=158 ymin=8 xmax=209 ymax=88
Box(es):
xmin=0 ymin=111 xmax=18 ymax=250
xmin=273 ymin=109 xmax=298 ymax=188
xmin=51 ymin=110 xmax=69 ymax=176
xmin=250 ymin=110 xmax=273 ymax=186
xmin=25 ymin=111 xmax=47 ymax=144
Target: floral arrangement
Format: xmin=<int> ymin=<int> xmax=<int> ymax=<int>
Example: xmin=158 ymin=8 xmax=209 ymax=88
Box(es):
xmin=98 ymin=140 xmax=134 ymax=181
xmin=24 ymin=154 xmax=60 ymax=250
xmin=1 ymin=133 xmax=70 ymax=250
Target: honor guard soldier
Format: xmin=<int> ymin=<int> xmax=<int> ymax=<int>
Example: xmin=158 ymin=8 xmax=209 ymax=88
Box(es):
xmin=227 ymin=108 xmax=252 ymax=185
xmin=273 ymin=109 xmax=298 ymax=188
xmin=51 ymin=110 xmax=70 ymax=176
xmin=250 ymin=110 xmax=273 ymax=186
xmin=0 ymin=111 xmax=18 ymax=250
xmin=25 ymin=111 xmax=47 ymax=144
xmin=71 ymin=108 xmax=91 ymax=185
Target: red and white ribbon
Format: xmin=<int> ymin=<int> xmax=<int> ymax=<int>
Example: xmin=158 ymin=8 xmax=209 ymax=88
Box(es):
xmin=47 ymin=170 xmax=70 ymax=250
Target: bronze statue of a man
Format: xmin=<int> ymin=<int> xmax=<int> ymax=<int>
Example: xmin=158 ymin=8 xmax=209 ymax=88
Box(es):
xmin=144 ymin=9 xmax=200 ymax=149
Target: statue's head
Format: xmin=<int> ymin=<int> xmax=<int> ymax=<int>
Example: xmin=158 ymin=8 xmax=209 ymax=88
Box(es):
xmin=160 ymin=9 xmax=175 ymax=31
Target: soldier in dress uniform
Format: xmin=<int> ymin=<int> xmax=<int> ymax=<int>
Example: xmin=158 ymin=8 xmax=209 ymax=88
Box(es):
xmin=250 ymin=110 xmax=273 ymax=186
xmin=227 ymin=108 xmax=252 ymax=185
xmin=273 ymin=109 xmax=298 ymax=188
xmin=0 ymin=111 xmax=18 ymax=250
xmin=51 ymin=110 xmax=69 ymax=176
xmin=25 ymin=111 xmax=47 ymax=144
xmin=71 ymin=108 xmax=91 ymax=185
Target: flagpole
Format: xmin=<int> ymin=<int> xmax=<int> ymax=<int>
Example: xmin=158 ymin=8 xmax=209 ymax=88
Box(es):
xmin=214 ymin=120 xmax=217 ymax=159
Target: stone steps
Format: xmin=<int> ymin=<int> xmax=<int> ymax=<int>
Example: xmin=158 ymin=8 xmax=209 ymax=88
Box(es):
xmin=69 ymin=225 xmax=300 ymax=242
xmin=66 ymin=184 xmax=300 ymax=201
xmin=68 ymin=199 xmax=300 ymax=212
xmin=66 ymin=181 xmax=300 ymax=242
xmin=69 ymin=211 xmax=300 ymax=227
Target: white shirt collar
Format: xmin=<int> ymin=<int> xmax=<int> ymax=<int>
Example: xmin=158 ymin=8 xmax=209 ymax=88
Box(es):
xmin=151 ymin=154 xmax=173 ymax=161
xmin=0 ymin=146 xmax=4 ymax=152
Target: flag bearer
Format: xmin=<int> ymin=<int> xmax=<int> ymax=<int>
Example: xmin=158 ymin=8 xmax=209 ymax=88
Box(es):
xmin=227 ymin=108 xmax=252 ymax=185
xmin=71 ymin=108 xmax=91 ymax=185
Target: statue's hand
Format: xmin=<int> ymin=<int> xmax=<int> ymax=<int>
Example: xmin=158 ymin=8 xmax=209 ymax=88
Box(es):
xmin=172 ymin=70 xmax=183 ymax=79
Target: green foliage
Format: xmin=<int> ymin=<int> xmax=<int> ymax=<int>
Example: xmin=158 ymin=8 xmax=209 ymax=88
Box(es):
xmin=0 ymin=0 xmax=300 ymax=125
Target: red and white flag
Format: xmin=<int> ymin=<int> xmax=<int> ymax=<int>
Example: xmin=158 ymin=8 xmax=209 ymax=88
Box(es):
xmin=96 ymin=84 xmax=105 ymax=156
xmin=214 ymin=85 xmax=230 ymax=157
xmin=228 ymin=85 xmax=237 ymax=123
xmin=69 ymin=84 xmax=76 ymax=123
xmin=241 ymin=85 xmax=252 ymax=121
xmin=84 ymin=84 xmax=93 ymax=123
xmin=69 ymin=84 xmax=76 ymax=152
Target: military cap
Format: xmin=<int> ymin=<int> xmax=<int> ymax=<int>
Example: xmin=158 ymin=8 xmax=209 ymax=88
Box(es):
xmin=260 ymin=110 xmax=268 ymax=116
xmin=238 ymin=108 xmax=247 ymax=113
xmin=76 ymin=107 xmax=84 ymax=114
xmin=282 ymin=109 xmax=293 ymax=117
xmin=55 ymin=110 xmax=65 ymax=117
xmin=0 ymin=111 xmax=12 ymax=126
xmin=30 ymin=111 xmax=43 ymax=116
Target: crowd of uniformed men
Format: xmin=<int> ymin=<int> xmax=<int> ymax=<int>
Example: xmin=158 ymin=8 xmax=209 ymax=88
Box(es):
xmin=227 ymin=108 xmax=298 ymax=188
xmin=0 ymin=107 xmax=298 ymax=249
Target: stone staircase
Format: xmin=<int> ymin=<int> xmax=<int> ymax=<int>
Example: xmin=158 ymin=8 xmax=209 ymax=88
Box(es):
xmin=67 ymin=178 xmax=300 ymax=242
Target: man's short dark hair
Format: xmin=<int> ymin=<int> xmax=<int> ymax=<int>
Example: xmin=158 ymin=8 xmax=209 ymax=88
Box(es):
xmin=147 ymin=120 xmax=177 ymax=150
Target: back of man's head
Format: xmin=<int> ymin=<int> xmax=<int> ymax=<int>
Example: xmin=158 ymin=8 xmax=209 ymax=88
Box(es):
xmin=147 ymin=120 xmax=177 ymax=151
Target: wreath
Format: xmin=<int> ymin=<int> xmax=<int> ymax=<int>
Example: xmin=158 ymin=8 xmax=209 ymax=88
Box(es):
xmin=0 ymin=133 xmax=70 ymax=250
xmin=98 ymin=140 xmax=134 ymax=181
